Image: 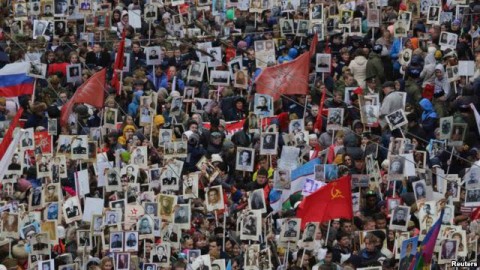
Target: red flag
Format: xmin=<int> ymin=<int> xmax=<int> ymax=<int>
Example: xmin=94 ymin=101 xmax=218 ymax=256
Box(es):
xmin=353 ymin=86 xmax=363 ymax=95
xmin=112 ymin=29 xmax=126 ymax=95
xmin=296 ymin=175 xmax=353 ymax=228
xmin=0 ymin=108 xmax=24 ymax=159
xmin=255 ymin=52 xmax=310 ymax=100
xmin=471 ymin=207 xmax=480 ymax=221
xmin=313 ymin=85 xmax=326 ymax=132
xmin=60 ymin=69 xmax=107 ymax=126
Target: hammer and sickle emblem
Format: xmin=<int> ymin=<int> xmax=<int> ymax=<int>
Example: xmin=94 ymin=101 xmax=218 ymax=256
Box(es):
xmin=331 ymin=182 xmax=345 ymax=199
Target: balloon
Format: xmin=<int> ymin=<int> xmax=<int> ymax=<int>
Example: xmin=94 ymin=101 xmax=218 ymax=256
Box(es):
xmin=226 ymin=9 xmax=235 ymax=20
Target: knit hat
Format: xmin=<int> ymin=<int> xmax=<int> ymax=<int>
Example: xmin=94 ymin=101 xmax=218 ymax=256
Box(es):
xmin=237 ymin=40 xmax=248 ymax=50
xmin=153 ymin=115 xmax=165 ymax=126
xmin=123 ymin=125 xmax=136 ymax=133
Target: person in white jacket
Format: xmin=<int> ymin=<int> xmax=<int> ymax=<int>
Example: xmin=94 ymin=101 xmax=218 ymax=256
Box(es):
xmin=348 ymin=49 xmax=368 ymax=88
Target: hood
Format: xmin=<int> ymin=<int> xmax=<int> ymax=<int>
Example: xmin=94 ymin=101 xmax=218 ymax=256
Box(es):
xmin=434 ymin=64 xmax=444 ymax=74
xmin=424 ymin=53 xmax=436 ymax=66
xmin=419 ymin=98 xmax=434 ymax=111
xmin=353 ymin=55 xmax=367 ymax=65
xmin=396 ymin=79 xmax=405 ymax=91
xmin=288 ymin=48 xmax=298 ymax=58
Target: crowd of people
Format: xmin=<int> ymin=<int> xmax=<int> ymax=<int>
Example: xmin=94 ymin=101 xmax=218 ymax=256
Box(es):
xmin=1 ymin=0 xmax=480 ymax=269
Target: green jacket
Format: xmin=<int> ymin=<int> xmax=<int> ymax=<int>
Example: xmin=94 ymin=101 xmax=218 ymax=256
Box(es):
xmin=366 ymin=52 xmax=385 ymax=83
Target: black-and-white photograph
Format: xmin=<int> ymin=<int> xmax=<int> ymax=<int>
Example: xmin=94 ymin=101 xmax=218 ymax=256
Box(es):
xmin=260 ymin=132 xmax=278 ymax=155
xmin=302 ymin=222 xmax=318 ymax=246
xmin=315 ymin=53 xmax=331 ymax=73
xmin=327 ymin=108 xmax=344 ymax=130
xmin=297 ymin=20 xmax=310 ymax=36
xmin=244 ymin=245 xmax=260 ymax=269
xmin=152 ymin=243 xmax=170 ymax=265
xmin=205 ymin=185 xmax=224 ymax=212
xmin=145 ymin=46 xmax=162 ymax=66
xmin=27 ymin=60 xmax=47 ymax=79
xmin=310 ymin=4 xmax=323 ymax=20
xmin=188 ymin=62 xmax=205 ymax=82
xmin=131 ymin=146 xmax=148 ymax=168
xmin=137 ymin=216 xmax=154 ymax=236
xmin=240 ymin=211 xmax=260 ymax=241
xmin=70 ymin=135 xmax=88 ymax=160
xmin=104 ymin=108 xmax=117 ymax=127
xmin=248 ymin=189 xmax=266 ymax=213
xmin=236 ymin=147 xmax=255 ymax=172
xmin=253 ymin=94 xmax=273 ymax=117
xmin=77 ymin=230 xmax=91 ymax=248
xmin=207 ymin=47 xmax=222 ymax=67
xmin=21 ymin=128 xmax=35 ymax=149
xmin=124 ymin=231 xmax=139 ymax=252
xmin=274 ymin=169 xmax=291 ymax=190
xmin=54 ymin=20 xmax=67 ymax=36
xmin=413 ymin=180 xmax=428 ymax=201
xmin=116 ymin=253 xmax=130 ymax=270
xmin=280 ymin=218 xmax=301 ymax=242
xmin=439 ymin=31 xmax=458 ymax=49
xmin=210 ymin=70 xmax=230 ymax=86
xmin=280 ymin=19 xmax=294 ymax=36
xmin=465 ymin=188 xmax=480 ymax=207
xmin=439 ymin=116 xmax=453 ymax=140
xmin=389 ymin=155 xmax=405 ymax=175
xmin=427 ymin=6 xmax=440 ymax=24
xmin=54 ymin=0 xmax=68 ymax=16
xmin=289 ymin=119 xmax=304 ymax=134
xmin=173 ymin=204 xmax=190 ymax=229
xmin=66 ymin=64 xmax=81 ymax=83
xmin=386 ymin=109 xmax=407 ymax=130
xmin=439 ymin=239 xmax=458 ymax=264
xmin=389 ymin=205 xmax=410 ymax=231
xmin=109 ymin=231 xmax=124 ymax=251
xmin=144 ymin=5 xmax=157 ymax=21
xmin=39 ymin=260 xmax=54 ymax=270
xmin=63 ymin=196 xmax=82 ymax=223
xmin=234 ymin=69 xmax=248 ymax=89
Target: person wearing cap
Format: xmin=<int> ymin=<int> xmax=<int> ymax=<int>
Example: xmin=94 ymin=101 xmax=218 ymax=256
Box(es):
xmin=284 ymin=220 xmax=298 ymax=238
xmin=366 ymin=44 xmax=385 ymax=84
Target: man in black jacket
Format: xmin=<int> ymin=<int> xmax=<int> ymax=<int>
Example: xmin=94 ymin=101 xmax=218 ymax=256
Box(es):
xmin=85 ymin=43 xmax=111 ymax=68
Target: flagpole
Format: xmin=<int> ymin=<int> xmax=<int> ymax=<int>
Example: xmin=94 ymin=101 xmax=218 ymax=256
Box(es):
xmin=325 ymin=220 xmax=331 ymax=247
xmin=31 ymin=78 xmax=37 ymax=102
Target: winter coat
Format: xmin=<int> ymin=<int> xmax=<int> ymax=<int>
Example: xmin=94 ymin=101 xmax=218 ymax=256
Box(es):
xmin=349 ymin=55 xmax=368 ymax=87
xmin=366 ymin=52 xmax=385 ymax=83
xmin=419 ymin=98 xmax=438 ymax=140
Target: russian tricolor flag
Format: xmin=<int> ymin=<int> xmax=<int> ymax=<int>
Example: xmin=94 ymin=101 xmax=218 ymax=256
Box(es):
xmin=0 ymin=62 xmax=35 ymax=97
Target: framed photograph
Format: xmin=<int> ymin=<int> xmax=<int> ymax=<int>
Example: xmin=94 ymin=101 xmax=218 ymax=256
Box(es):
xmin=296 ymin=20 xmax=310 ymax=36
xmin=53 ymin=20 xmax=67 ymax=36
xmin=244 ymin=245 xmax=260 ymax=269
xmin=27 ymin=60 xmax=47 ymax=78
xmin=187 ymin=249 xmax=201 ymax=264
xmin=210 ymin=70 xmax=230 ymax=86
xmin=180 ymin=172 xmax=198 ymax=197
xmin=144 ymin=4 xmax=157 ymax=22
xmin=388 ymin=155 xmax=405 ymax=176
xmin=302 ymin=178 xmax=323 ymax=195
xmin=124 ymin=231 xmax=139 ymax=252
xmin=66 ymin=64 xmax=81 ymax=83
xmin=367 ymin=9 xmax=380 ymax=27
xmin=188 ymin=62 xmax=205 ymax=82
xmin=207 ymin=47 xmax=222 ymax=67
xmin=280 ymin=19 xmax=294 ymax=36
xmin=205 ymin=185 xmax=224 ymax=211
xmin=386 ymin=109 xmax=407 ymax=130
xmin=77 ymin=230 xmax=91 ymax=248
xmin=173 ymin=204 xmax=190 ymax=229
xmin=104 ymin=108 xmax=117 ymax=128
xmin=260 ymin=132 xmax=278 ymax=155
xmin=53 ymin=0 xmax=69 ymax=16
xmin=116 ymin=253 xmax=130 ymax=270
xmin=236 ymin=147 xmax=255 ymax=172
xmin=70 ymin=135 xmax=88 ymax=160
xmin=427 ymin=6 xmax=440 ymax=24
xmin=109 ymin=231 xmax=124 ymax=251
xmin=253 ymin=94 xmax=273 ymax=117
xmin=350 ymin=18 xmax=362 ymax=36
xmin=120 ymin=165 xmax=138 ymax=184
xmin=315 ymin=53 xmax=331 ymax=73
xmin=310 ymin=4 xmax=323 ymax=20
xmin=302 ymin=222 xmax=319 ymax=248
xmin=399 ymin=237 xmax=418 ymax=269
xmin=228 ymin=58 xmax=243 ymax=79
xmin=158 ymin=194 xmax=176 ymax=221
xmin=386 ymin=197 xmax=402 ymax=216
xmin=273 ymin=169 xmax=291 ymax=190
xmin=280 ymin=218 xmax=301 ymax=242
xmin=240 ymin=211 xmax=261 ymax=241
xmin=413 ymin=179 xmax=428 ymax=201
xmin=289 ymin=119 xmax=304 ymax=134
xmin=137 ymin=215 xmax=154 ymax=237
xmin=152 ymin=243 xmax=170 ymax=265
xmin=43 ymin=183 xmax=60 ymax=204
xmin=340 ymin=10 xmax=353 ymax=23
xmin=248 ymin=189 xmax=266 ymax=213
xmin=389 ymin=205 xmax=410 ymax=231
xmin=145 ymin=46 xmax=162 ymax=66
xmin=63 ymin=196 xmax=82 ymax=223
xmin=439 ymin=116 xmax=453 ymax=140
xmin=326 ymin=108 xmax=344 ymax=130
xmin=183 ymin=86 xmax=196 ymax=102
xmin=234 ymin=70 xmax=248 ymax=89
xmin=399 ymin=49 xmax=413 ymax=66
xmin=439 ymin=239 xmax=458 ymax=264
xmin=131 ymin=146 xmax=148 ymax=168
xmin=465 ymin=188 xmax=480 ymax=207
xmin=39 ymin=260 xmax=54 ymax=270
